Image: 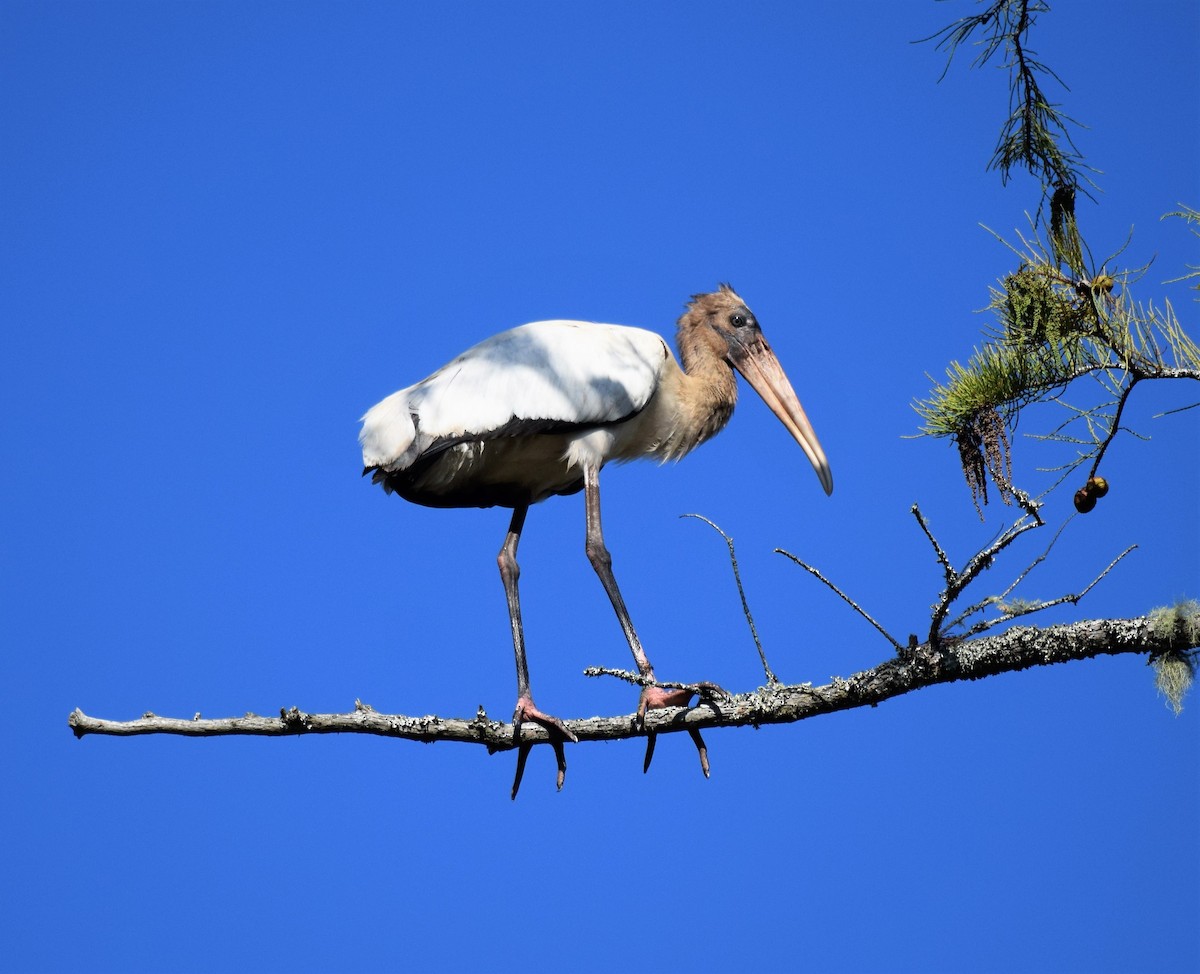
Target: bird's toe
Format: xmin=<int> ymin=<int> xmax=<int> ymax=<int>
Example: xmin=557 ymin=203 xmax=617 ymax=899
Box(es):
xmin=637 ymin=680 xmax=723 ymax=778
xmin=509 ymin=696 xmax=575 ymax=800
xmin=513 ymin=696 xmax=579 ymax=744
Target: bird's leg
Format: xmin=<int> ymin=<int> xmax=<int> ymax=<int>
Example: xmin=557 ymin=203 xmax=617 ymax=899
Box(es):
xmin=582 ymin=467 xmax=711 ymax=775
xmin=582 ymin=465 xmax=703 ymax=752
xmin=498 ymin=504 xmax=575 ymax=799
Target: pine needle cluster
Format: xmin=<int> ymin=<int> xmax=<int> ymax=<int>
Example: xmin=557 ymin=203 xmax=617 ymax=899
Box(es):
xmin=915 ymin=235 xmax=1199 ymax=509
xmin=923 ymin=0 xmax=1093 ymax=196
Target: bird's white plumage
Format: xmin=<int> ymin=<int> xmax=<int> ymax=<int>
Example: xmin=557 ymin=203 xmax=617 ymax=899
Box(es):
xmin=360 ymin=320 xmax=669 ymax=470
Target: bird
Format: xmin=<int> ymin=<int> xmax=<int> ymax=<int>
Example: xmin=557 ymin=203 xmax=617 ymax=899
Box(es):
xmin=360 ymin=284 xmax=833 ymax=796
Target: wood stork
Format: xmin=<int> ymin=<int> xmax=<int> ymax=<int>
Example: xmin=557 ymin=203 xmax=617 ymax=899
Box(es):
xmin=360 ymin=284 xmax=832 ymax=795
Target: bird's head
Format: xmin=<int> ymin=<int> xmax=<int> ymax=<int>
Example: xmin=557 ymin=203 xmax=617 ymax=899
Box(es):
xmin=681 ymin=284 xmax=833 ymax=495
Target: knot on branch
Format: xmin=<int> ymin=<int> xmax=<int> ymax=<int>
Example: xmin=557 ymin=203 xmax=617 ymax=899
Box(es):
xmin=280 ymin=706 xmax=310 ymax=731
xmin=896 ymin=638 xmax=947 ymax=682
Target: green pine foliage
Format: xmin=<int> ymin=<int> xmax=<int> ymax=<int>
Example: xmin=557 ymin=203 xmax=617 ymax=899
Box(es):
xmin=917 ymin=1 xmax=1198 ymax=510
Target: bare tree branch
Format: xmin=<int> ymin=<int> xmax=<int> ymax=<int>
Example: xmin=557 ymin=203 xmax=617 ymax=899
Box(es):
xmin=772 ymin=548 xmax=905 ymax=652
xmin=956 ymin=543 xmax=1137 ymax=639
xmin=681 ymin=513 xmax=776 ymax=684
xmin=68 ymin=613 xmax=1198 ymax=755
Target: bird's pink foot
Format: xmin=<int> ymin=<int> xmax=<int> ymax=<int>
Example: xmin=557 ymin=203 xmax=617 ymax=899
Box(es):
xmin=640 ymin=685 xmax=697 ymax=711
xmin=510 ymin=695 xmax=578 ymax=800
xmin=636 ymin=679 xmax=726 ymax=721
xmin=513 ymin=695 xmax=579 ymax=744
xmin=637 ymin=680 xmax=728 ymax=779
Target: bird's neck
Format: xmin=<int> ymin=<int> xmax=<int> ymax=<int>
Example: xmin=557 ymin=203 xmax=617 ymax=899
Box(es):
xmin=674 ymin=322 xmax=739 ymax=448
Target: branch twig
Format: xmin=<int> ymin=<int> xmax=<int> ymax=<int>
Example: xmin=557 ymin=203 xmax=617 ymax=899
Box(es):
xmin=916 ymin=502 xmax=1045 ymax=644
xmin=681 ymin=513 xmax=776 ymax=683
xmin=773 ymin=549 xmax=904 ymax=652
xmin=958 ymin=544 xmax=1138 ymax=638
xmin=944 ymin=515 xmax=1070 ymax=633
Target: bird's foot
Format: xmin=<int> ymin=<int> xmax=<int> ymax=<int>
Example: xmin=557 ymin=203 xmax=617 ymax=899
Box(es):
xmin=510 ymin=696 xmax=578 ymax=800
xmin=637 ymin=680 xmax=728 ymax=779
xmin=514 ymin=695 xmax=579 ymax=743
xmin=636 ymin=679 xmax=727 ymax=721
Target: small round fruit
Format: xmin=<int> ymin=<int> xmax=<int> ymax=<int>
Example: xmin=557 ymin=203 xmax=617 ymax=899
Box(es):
xmin=1074 ymin=488 xmax=1097 ymax=513
xmin=1087 ymin=476 xmax=1109 ymax=497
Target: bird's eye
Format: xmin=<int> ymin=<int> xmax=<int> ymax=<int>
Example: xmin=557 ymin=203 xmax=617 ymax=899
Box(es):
xmin=730 ymin=313 xmax=746 ymax=328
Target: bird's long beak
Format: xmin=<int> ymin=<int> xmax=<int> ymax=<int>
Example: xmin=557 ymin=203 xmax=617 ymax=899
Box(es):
xmin=731 ymin=339 xmax=834 ymax=496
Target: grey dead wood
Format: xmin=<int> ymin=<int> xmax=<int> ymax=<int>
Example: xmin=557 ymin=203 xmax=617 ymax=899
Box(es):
xmin=68 ymin=614 xmax=1192 ymax=752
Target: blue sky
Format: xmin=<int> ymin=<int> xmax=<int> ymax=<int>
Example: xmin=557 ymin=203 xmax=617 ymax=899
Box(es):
xmin=3 ymin=2 xmax=1197 ymax=971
